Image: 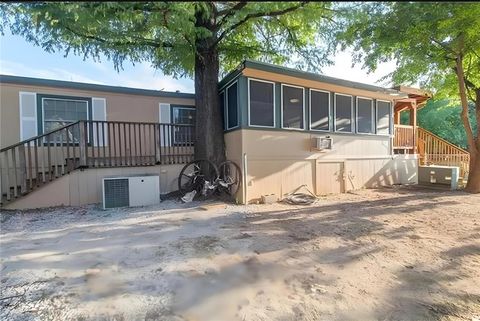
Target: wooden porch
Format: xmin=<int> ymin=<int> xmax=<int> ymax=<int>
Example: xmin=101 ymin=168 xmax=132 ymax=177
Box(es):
xmin=392 ymin=86 xmax=470 ymax=180
xmin=0 ymin=120 xmax=195 ymax=205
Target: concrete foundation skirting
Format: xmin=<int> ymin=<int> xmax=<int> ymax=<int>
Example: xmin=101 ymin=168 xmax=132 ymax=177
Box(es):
xmin=4 ymin=164 xmax=184 ymax=210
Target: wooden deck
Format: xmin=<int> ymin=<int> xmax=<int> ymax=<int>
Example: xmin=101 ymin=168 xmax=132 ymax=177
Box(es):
xmin=0 ymin=120 xmax=195 ymax=205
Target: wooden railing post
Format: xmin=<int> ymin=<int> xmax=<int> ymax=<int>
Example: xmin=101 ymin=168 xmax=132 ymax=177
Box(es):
xmin=79 ymin=121 xmax=87 ymax=167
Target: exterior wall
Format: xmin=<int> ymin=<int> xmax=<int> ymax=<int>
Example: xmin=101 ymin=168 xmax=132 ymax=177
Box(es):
xmin=0 ymin=82 xmax=194 ymax=148
xmin=234 ymin=129 xmax=417 ymax=203
xmin=4 ymin=164 xmax=183 ymax=210
xmin=224 ymin=130 xmax=244 ymax=203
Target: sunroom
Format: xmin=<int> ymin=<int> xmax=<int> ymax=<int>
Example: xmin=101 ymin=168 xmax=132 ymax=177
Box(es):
xmin=218 ymin=60 xmax=417 ymax=203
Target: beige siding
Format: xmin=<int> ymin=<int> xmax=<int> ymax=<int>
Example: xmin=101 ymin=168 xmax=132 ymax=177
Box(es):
xmin=236 ymin=129 xmax=417 ymax=203
xmin=0 ymin=82 xmax=194 ymax=148
xmin=242 ymin=129 xmax=392 ymax=160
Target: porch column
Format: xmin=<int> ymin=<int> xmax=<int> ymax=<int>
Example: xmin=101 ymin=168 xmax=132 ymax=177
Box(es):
xmin=409 ymin=103 xmax=417 ymax=154
xmin=394 ymin=111 xmax=401 ymax=125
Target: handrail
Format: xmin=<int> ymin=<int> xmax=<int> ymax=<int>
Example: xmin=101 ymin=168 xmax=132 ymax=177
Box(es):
xmin=0 ymin=121 xmax=80 ymax=152
xmin=417 ymin=127 xmax=469 ymax=154
xmin=1 ymin=120 xmax=195 ymax=205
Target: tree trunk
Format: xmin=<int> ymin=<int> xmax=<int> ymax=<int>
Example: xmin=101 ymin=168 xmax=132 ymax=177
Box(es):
xmin=455 ymin=55 xmax=480 ymax=192
xmin=193 ymin=11 xmax=226 ymax=166
xmin=465 ymin=88 xmax=480 ymax=193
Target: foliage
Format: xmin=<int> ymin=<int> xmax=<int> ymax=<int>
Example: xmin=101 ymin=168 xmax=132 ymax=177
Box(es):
xmin=401 ymin=99 xmax=477 ymax=150
xmin=0 ymin=2 xmax=338 ymax=78
xmin=336 ymin=2 xmax=480 ymax=102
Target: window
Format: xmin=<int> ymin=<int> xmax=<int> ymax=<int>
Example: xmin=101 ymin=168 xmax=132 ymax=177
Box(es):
xmin=248 ymin=79 xmax=275 ymax=127
xmin=220 ymin=91 xmax=226 ymax=129
xmin=334 ymin=94 xmax=353 ymax=133
xmin=282 ymin=84 xmax=304 ymax=129
xmin=172 ymin=106 xmax=195 ymax=144
xmin=376 ymin=100 xmax=391 ymax=135
xmin=310 ymin=89 xmax=330 ymax=131
xmin=41 ymin=96 xmax=89 ymax=142
xmin=356 ymin=97 xmax=374 ymax=134
xmin=227 ymin=81 xmax=239 ymax=129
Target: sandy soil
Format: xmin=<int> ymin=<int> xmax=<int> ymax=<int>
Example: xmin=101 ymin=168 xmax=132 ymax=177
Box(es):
xmin=1 ymin=186 xmax=479 ymax=321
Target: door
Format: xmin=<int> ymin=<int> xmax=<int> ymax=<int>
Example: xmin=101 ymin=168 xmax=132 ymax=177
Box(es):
xmin=316 ymin=161 xmax=345 ymax=195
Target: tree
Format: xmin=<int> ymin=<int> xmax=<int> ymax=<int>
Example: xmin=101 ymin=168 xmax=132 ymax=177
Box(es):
xmin=1 ymin=2 xmax=336 ymax=165
xmin=401 ymin=99 xmax=477 ymax=150
xmin=336 ymin=2 xmax=480 ymax=192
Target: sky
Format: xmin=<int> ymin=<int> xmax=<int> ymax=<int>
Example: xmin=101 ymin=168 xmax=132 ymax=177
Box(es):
xmin=0 ymin=32 xmax=398 ymax=93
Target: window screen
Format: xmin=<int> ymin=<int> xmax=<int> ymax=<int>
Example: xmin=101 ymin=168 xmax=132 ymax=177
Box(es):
xmin=227 ymin=82 xmax=238 ymax=128
xmin=220 ymin=91 xmax=225 ymax=129
xmin=249 ymin=79 xmax=274 ymax=127
xmin=282 ymin=85 xmax=304 ymax=129
xmin=172 ymin=107 xmax=195 ymax=145
xmin=376 ymin=101 xmax=391 ymax=135
xmin=43 ymin=98 xmax=88 ymax=142
xmin=357 ymin=97 xmax=374 ymax=134
xmin=310 ymin=90 xmax=330 ymax=131
xmin=335 ymin=94 xmax=353 ymax=132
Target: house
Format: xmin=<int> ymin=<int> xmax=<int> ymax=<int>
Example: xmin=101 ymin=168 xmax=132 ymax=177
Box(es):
xmin=0 ymin=75 xmax=196 ymax=208
xmin=1 ymin=60 xmax=466 ymax=209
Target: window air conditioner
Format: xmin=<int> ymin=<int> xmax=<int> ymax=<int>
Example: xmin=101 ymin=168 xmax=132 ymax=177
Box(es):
xmin=312 ymin=136 xmax=333 ymax=151
xmin=102 ymin=175 xmax=160 ymax=209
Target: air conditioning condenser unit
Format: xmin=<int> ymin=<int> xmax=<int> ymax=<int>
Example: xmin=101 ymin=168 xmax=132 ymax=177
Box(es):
xmin=102 ymin=175 xmax=160 ymax=209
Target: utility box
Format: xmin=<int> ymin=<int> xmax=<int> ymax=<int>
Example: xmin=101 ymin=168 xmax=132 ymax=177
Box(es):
xmin=102 ymin=175 xmax=160 ymax=209
xmin=418 ymin=165 xmax=459 ymax=190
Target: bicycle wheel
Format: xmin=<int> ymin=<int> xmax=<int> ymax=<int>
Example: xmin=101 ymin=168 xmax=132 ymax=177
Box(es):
xmin=178 ymin=159 xmax=219 ymax=195
xmin=217 ymin=160 xmax=242 ymax=197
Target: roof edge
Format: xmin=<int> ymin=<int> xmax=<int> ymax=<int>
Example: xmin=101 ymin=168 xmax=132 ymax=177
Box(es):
xmin=0 ymin=74 xmax=195 ymax=99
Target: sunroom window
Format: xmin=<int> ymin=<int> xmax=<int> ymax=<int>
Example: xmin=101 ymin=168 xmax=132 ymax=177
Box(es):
xmin=249 ymin=79 xmax=275 ymax=127
xmin=227 ymin=82 xmax=238 ymax=129
xmin=220 ymin=91 xmax=226 ymax=129
xmin=356 ymin=97 xmax=374 ymax=134
xmin=310 ymin=89 xmax=330 ymax=131
xmin=282 ymin=84 xmax=304 ymax=129
xmin=334 ymin=94 xmax=353 ymax=133
xmin=376 ymin=100 xmax=391 ymax=135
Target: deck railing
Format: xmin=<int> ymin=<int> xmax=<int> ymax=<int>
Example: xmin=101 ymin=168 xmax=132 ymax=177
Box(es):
xmin=0 ymin=120 xmax=195 ymax=204
xmin=393 ymin=124 xmax=415 ymax=150
xmin=417 ymin=127 xmax=470 ymax=179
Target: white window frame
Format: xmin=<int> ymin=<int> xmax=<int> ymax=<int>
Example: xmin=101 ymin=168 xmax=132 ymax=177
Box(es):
xmin=41 ymin=96 xmax=90 ymax=143
xmin=333 ymin=93 xmax=354 ymax=133
xmin=355 ymin=96 xmax=375 ymax=135
xmin=309 ymin=88 xmax=331 ymax=132
xmin=375 ymin=99 xmax=392 ymax=136
xmin=42 ymin=97 xmax=90 ymax=124
xmin=226 ymin=80 xmax=239 ymax=130
xmin=280 ymin=83 xmax=305 ymax=131
xmin=247 ymin=77 xmax=276 ymax=128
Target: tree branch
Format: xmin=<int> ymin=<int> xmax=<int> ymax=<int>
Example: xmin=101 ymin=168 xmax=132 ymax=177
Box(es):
xmin=216 ymin=1 xmax=248 ymax=27
xmin=213 ymin=1 xmax=308 ymax=48
xmin=62 ymin=24 xmax=173 ymax=49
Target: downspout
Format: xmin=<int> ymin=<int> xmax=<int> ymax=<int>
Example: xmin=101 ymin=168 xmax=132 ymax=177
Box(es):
xmin=242 ymin=152 xmax=248 ymax=204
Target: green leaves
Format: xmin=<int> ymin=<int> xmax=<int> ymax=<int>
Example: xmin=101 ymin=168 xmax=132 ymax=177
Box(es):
xmin=336 ymin=2 xmax=480 ymax=98
xmin=2 ymin=2 xmax=336 ymax=78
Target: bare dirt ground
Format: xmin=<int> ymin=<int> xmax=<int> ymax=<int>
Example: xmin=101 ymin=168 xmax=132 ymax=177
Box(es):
xmin=1 ymin=186 xmax=479 ymax=321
